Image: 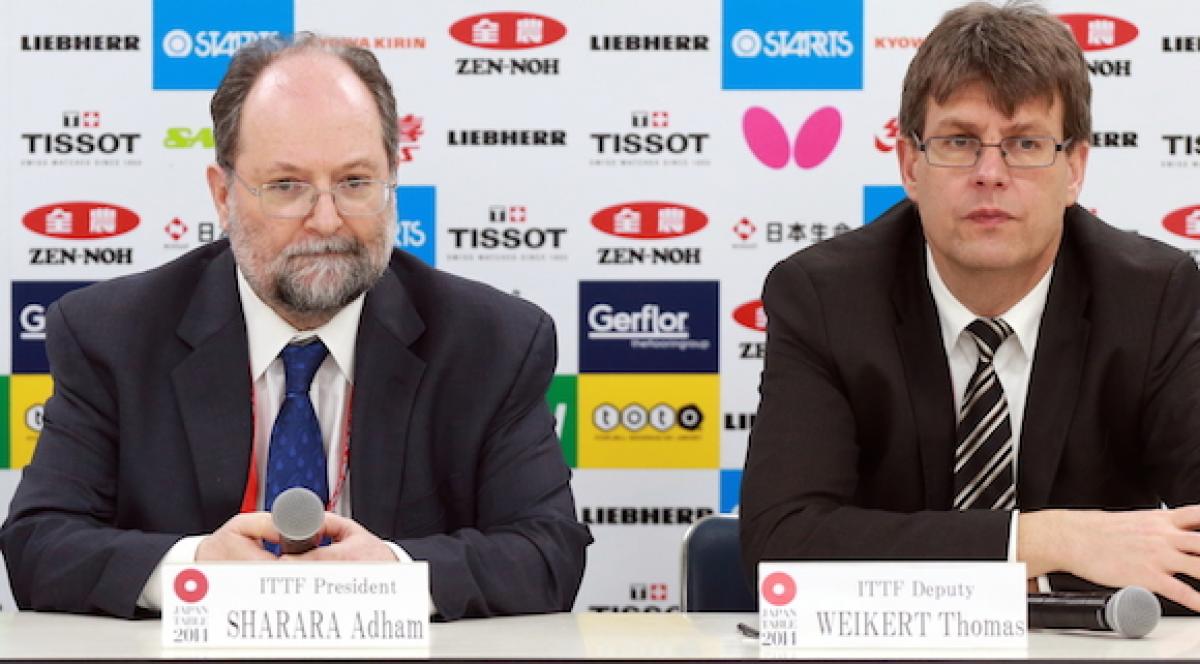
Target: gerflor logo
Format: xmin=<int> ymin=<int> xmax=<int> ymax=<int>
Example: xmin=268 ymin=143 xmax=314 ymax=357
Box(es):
xmin=743 ymin=106 xmax=842 ymax=169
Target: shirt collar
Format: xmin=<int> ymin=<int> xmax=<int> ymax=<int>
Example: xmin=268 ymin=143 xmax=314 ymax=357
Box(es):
xmin=236 ymin=267 xmax=364 ymax=383
xmin=925 ymin=245 xmax=1053 ymax=360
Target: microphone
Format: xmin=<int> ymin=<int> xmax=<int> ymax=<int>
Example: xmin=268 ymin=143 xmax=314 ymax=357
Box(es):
xmin=270 ymin=487 xmax=326 ymax=554
xmin=1027 ymin=586 xmax=1160 ymax=638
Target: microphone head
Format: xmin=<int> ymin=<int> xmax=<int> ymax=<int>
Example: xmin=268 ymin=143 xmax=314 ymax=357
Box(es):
xmin=1106 ymin=586 xmax=1161 ymax=638
xmin=271 ymin=487 xmax=325 ymax=542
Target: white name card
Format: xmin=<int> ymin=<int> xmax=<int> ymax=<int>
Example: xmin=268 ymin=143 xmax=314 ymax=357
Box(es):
xmin=757 ymin=562 xmax=1027 ymax=649
xmin=161 ymin=562 xmax=429 ymax=649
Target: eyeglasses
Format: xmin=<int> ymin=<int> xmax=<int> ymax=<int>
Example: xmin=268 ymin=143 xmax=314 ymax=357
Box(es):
xmin=228 ymin=171 xmax=395 ymax=218
xmin=913 ymin=133 xmax=1073 ymax=168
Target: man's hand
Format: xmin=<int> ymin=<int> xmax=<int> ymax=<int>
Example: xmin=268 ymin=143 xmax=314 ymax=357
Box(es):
xmin=284 ymin=513 xmax=398 ymax=562
xmin=195 ymin=513 xmax=279 ymax=561
xmin=1019 ymin=505 xmax=1200 ymax=611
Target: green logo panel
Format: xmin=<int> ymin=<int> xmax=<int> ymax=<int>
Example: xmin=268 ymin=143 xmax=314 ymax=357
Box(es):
xmin=546 ymin=375 xmax=577 ymax=467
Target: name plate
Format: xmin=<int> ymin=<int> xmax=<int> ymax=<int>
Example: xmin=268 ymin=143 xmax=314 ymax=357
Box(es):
xmin=757 ymin=562 xmax=1027 ymax=649
xmin=161 ymin=562 xmax=429 ymax=648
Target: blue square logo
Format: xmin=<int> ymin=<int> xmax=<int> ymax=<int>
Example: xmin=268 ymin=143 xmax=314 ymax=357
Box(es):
xmin=863 ymin=185 xmax=908 ymax=225
xmin=396 ymin=185 xmax=436 ymax=267
xmin=722 ymin=0 xmax=863 ymax=90
xmin=579 ymin=281 xmax=719 ymax=373
xmin=153 ymin=0 xmax=294 ymax=90
xmin=719 ymin=469 xmax=742 ymax=515
xmin=12 ymin=281 xmax=94 ymax=374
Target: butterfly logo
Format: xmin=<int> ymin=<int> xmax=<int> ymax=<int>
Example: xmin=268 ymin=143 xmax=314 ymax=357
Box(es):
xmin=742 ymin=106 xmax=842 ymax=169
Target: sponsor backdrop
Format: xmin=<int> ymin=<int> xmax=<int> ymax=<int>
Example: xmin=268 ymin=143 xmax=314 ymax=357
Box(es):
xmin=1 ymin=0 xmax=1196 ymax=612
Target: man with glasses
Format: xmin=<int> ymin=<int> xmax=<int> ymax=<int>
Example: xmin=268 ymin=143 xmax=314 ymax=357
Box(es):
xmin=0 ymin=34 xmax=590 ymax=619
xmin=742 ymin=2 xmax=1200 ymax=612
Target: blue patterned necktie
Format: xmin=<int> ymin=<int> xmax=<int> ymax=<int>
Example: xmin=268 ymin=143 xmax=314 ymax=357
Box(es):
xmin=263 ymin=340 xmax=330 ymax=519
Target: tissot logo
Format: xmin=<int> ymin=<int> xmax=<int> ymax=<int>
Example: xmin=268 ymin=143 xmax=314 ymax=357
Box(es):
xmin=592 ymin=202 xmax=707 ymax=240
xmin=450 ymin=13 xmax=567 ymax=49
xmin=1058 ymin=14 xmax=1138 ymax=51
xmin=732 ymin=300 xmax=766 ymax=332
xmin=23 ymin=202 xmax=139 ymax=239
xmin=591 ymin=34 xmax=708 ymax=51
xmin=22 ymin=110 xmax=141 ymax=162
xmin=447 ymin=129 xmax=566 ymax=147
xmin=446 ymin=203 xmax=568 ymax=262
xmin=163 ymin=127 xmax=214 ymax=149
xmin=20 ymin=35 xmax=139 ymax=51
xmin=578 ymin=506 xmax=714 ymax=525
xmin=591 ymin=110 xmax=710 ymax=157
xmin=1162 ymin=134 xmax=1200 ymax=156
xmin=1162 ymin=205 xmax=1200 ymax=240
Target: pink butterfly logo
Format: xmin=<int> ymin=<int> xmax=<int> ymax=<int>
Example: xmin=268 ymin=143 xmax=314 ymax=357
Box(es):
xmin=742 ymin=106 xmax=842 ymax=170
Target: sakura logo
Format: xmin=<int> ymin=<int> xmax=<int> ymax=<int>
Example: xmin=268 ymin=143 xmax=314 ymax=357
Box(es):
xmin=742 ymin=106 xmax=842 ymax=170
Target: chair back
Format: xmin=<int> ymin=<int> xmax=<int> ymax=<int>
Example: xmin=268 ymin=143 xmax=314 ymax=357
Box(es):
xmin=680 ymin=513 xmax=758 ymax=612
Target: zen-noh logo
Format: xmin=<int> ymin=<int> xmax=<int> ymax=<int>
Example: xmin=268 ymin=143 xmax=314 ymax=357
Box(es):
xmin=733 ymin=300 xmax=766 ymax=332
xmin=22 ymin=202 xmax=139 ymax=239
xmin=450 ymin=12 xmax=567 ymax=49
xmin=1162 ymin=205 xmax=1200 ymax=240
xmin=1057 ymin=14 xmax=1138 ymax=51
xmin=173 ymin=568 xmax=209 ymax=603
xmin=591 ymin=202 xmax=707 ymax=239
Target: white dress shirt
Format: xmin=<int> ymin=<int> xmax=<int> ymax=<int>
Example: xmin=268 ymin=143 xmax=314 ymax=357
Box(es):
xmin=137 ymin=268 xmax=411 ymax=609
xmin=925 ymin=247 xmax=1053 ymax=586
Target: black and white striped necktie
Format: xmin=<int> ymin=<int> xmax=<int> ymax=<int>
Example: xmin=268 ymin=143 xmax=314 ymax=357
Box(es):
xmin=953 ymin=318 xmax=1016 ymax=510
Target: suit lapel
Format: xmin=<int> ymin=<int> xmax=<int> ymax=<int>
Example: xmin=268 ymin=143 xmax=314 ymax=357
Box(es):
xmin=170 ymin=249 xmax=255 ymax=531
xmin=1018 ymin=211 xmax=1091 ymax=509
xmin=348 ymin=267 xmax=427 ymax=537
xmin=890 ymin=211 xmax=958 ymax=508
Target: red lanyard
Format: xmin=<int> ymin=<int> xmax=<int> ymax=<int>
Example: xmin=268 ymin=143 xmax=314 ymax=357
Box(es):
xmin=240 ymin=370 xmax=353 ymax=513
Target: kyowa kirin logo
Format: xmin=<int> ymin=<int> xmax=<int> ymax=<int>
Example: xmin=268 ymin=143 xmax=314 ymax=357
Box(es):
xmin=591 ymin=202 xmax=706 ymax=239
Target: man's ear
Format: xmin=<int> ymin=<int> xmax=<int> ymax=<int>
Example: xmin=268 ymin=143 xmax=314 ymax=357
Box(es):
xmin=897 ymin=134 xmax=921 ymax=203
xmin=1063 ymin=140 xmax=1089 ymax=207
xmin=206 ymin=163 xmax=232 ymax=231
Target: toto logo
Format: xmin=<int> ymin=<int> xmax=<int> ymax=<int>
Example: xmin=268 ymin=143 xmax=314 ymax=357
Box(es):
xmin=173 ymin=568 xmax=209 ymax=603
xmin=1057 ymin=14 xmax=1138 ymax=51
xmin=761 ymin=572 xmax=797 ymax=607
xmin=449 ymin=13 xmax=567 ymax=49
xmin=732 ymin=300 xmax=766 ymax=332
xmin=1162 ymin=205 xmax=1200 ymax=240
xmin=22 ymin=202 xmax=139 ymax=240
xmin=591 ymin=202 xmax=707 ymax=240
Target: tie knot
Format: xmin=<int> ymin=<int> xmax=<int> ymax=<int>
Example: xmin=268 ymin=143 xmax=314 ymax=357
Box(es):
xmin=965 ymin=318 xmax=1013 ymax=359
xmin=280 ymin=340 xmax=328 ymax=396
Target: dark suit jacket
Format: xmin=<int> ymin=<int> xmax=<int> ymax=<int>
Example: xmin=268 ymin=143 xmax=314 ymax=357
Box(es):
xmin=0 ymin=241 xmax=590 ymax=619
xmin=742 ymin=201 xmax=1200 ymax=605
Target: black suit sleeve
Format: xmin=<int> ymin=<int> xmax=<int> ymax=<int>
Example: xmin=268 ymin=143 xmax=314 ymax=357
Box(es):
xmin=0 ymin=300 xmax=180 ymax=618
xmin=740 ymin=258 xmax=1009 ymax=580
xmin=396 ymin=312 xmax=590 ymax=620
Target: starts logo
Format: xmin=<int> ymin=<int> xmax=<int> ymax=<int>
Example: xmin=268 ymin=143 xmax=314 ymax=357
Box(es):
xmin=153 ymin=0 xmax=293 ymax=90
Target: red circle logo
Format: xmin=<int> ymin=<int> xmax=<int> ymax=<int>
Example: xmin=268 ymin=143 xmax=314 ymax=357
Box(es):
xmin=174 ymin=568 xmax=209 ymax=603
xmin=761 ymin=572 xmax=797 ymax=606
